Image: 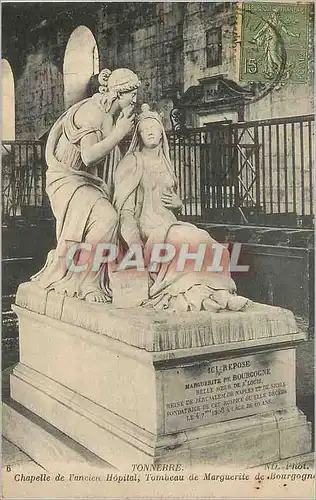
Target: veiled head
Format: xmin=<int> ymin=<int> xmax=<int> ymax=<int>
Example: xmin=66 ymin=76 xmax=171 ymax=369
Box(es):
xmin=137 ymin=104 xmax=163 ymax=148
xmin=126 ymin=104 xmax=178 ymax=186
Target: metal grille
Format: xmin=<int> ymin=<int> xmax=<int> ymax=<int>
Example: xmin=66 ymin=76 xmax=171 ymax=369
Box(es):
xmin=169 ymin=114 xmax=314 ymax=225
xmin=2 ymin=141 xmax=47 ymax=219
xmin=2 ymin=114 xmax=314 ymax=227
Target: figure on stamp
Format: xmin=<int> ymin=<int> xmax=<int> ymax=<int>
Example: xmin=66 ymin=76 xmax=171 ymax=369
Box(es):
xmin=113 ymin=104 xmax=249 ymax=312
xmin=32 ymin=68 xmax=141 ymax=303
xmin=251 ymin=9 xmax=300 ymax=80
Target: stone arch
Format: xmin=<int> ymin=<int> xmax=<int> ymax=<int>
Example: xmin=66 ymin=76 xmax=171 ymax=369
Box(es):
xmin=63 ymin=26 xmax=100 ymax=109
xmin=2 ymin=59 xmax=15 ymax=140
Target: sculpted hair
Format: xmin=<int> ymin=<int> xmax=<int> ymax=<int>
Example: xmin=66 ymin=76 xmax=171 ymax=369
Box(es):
xmin=97 ymin=68 xmax=141 ymax=112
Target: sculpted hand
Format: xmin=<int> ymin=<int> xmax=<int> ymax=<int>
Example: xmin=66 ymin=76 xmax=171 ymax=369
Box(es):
xmin=161 ymin=190 xmax=183 ymax=211
xmin=115 ymin=111 xmax=135 ymax=139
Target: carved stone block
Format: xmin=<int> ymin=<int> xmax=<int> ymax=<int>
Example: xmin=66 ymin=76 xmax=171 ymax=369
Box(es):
xmin=8 ymin=283 xmax=312 ymax=468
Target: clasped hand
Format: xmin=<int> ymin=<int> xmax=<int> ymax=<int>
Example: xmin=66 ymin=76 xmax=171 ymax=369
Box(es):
xmin=116 ymin=106 xmax=135 ymax=138
xmin=161 ymin=190 xmax=183 ymax=211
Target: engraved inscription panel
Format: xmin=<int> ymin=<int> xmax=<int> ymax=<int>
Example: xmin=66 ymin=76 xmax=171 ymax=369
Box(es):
xmin=162 ymin=349 xmax=296 ymax=433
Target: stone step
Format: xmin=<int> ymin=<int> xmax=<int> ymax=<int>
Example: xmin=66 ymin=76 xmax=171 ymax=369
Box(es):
xmin=3 ymin=397 xmax=112 ymax=472
xmin=2 ymin=364 xmax=112 ymax=471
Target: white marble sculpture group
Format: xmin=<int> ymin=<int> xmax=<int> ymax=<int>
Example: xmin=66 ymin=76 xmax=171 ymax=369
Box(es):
xmin=32 ymin=68 xmax=248 ymax=313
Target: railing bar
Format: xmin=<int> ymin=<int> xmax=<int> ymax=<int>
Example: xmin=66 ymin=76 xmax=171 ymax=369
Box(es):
xmin=268 ymin=125 xmax=273 ymax=214
xmin=34 ymin=144 xmax=39 ymax=208
xmin=228 ymin=114 xmax=314 ymax=129
xmin=25 ymin=143 xmax=31 ymax=206
xmin=17 ymin=144 xmax=22 ymax=216
xmin=276 ymin=124 xmax=281 ymax=213
xmin=172 ymin=133 xmax=177 ymax=180
xmin=3 ymin=257 xmax=33 ymax=262
xmin=223 ymin=131 xmax=228 ymax=209
xmin=222 ymin=130 xmax=226 ymax=209
xmin=253 ymin=125 xmax=260 ymax=209
xmin=299 ymin=122 xmax=305 ymax=217
xmin=245 ymin=146 xmax=249 ymax=206
xmin=209 ymin=132 xmax=214 ymax=209
xmin=194 ymin=133 xmax=198 ymax=218
xmin=187 ymin=134 xmax=193 ymax=217
xmin=246 ymin=127 xmax=255 ymax=144
xmin=238 ymin=178 xmax=256 ymax=204
xmin=220 ymin=131 xmax=224 ymax=209
xmin=228 ymin=125 xmax=233 ymax=208
xmin=236 ymin=145 xmax=257 ymax=173
xmin=2 ymin=144 xmax=12 ymax=154
xmin=183 ymin=135 xmax=187 ymax=216
xmin=9 ymin=146 xmax=15 ymax=217
xmin=28 ymin=146 xmax=35 ymax=206
xmin=261 ymin=126 xmax=266 ymax=212
xmin=216 ymin=129 xmax=221 ymax=209
xmin=22 ymin=144 xmax=27 ymax=206
xmin=233 ymin=127 xmax=240 ymax=207
xmin=283 ymin=123 xmax=289 ymax=213
xmin=291 ymin=122 xmax=297 ymax=214
xmin=41 ymin=143 xmax=46 ymax=206
xmin=204 ymin=134 xmax=209 ymax=210
xmin=226 ymin=131 xmax=231 ymax=208
xmin=178 ymin=135 xmax=182 ymax=206
xmin=308 ymin=120 xmax=313 ymax=216
xmin=199 ymin=132 xmax=205 ymax=215
xmin=7 ymin=163 xmax=12 ymax=215
xmin=2 ymin=140 xmax=45 ymax=145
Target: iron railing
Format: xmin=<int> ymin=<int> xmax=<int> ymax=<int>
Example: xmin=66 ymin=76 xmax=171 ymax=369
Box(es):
xmin=2 ymin=114 xmax=314 ymax=226
xmin=2 ymin=140 xmax=47 ymax=219
xmin=168 ymin=114 xmax=314 ymax=225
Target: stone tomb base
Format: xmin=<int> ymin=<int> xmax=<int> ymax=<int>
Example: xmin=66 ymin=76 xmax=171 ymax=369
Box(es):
xmin=8 ymin=282 xmax=312 ymax=468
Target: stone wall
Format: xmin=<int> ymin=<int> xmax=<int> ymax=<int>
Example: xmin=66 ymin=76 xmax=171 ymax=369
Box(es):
xmin=2 ymin=2 xmax=313 ymax=138
xmin=15 ymin=54 xmax=64 ymax=139
xmin=181 ymin=2 xmax=313 ymax=123
xmin=183 ymin=3 xmax=237 ymax=93
xmin=3 ymin=3 xmax=185 ymax=138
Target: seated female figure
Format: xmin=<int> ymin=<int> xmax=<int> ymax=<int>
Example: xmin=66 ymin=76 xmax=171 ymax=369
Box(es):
xmin=113 ymin=105 xmax=248 ymax=312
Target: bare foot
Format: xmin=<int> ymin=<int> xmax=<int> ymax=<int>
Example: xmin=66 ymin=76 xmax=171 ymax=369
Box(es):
xmin=85 ymin=291 xmax=110 ymax=304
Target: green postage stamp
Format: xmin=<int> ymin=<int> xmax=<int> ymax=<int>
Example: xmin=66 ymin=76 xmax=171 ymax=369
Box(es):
xmin=239 ymin=2 xmax=311 ymax=84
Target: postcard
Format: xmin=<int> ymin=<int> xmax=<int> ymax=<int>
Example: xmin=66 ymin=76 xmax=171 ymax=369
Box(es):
xmin=2 ymin=1 xmax=314 ymax=498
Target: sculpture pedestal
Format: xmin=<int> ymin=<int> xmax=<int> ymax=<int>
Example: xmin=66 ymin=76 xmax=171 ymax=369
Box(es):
xmin=7 ymin=282 xmax=312 ymax=468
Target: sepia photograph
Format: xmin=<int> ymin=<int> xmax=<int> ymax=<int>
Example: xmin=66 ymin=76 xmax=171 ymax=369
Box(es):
xmin=1 ymin=1 xmax=314 ymax=498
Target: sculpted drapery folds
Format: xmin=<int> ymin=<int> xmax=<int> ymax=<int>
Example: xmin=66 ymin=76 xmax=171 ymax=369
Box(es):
xmin=32 ymin=68 xmax=141 ymax=303
xmin=113 ymin=104 xmax=249 ymax=312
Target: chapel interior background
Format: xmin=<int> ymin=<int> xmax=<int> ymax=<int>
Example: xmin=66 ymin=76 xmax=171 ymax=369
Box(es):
xmin=1 ymin=2 xmax=314 ymax=436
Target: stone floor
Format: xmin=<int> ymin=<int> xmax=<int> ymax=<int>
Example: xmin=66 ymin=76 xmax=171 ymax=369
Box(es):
xmin=2 ymin=436 xmax=314 ymax=473
xmin=2 ymin=437 xmax=44 ymax=471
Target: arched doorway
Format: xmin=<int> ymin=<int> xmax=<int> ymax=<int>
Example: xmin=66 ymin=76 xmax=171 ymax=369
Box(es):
xmin=63 ymin=26 xmax=100 ymax=109
xmin=2 ymin=59 xmax=15 ymax=140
